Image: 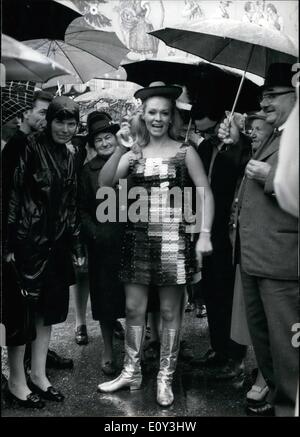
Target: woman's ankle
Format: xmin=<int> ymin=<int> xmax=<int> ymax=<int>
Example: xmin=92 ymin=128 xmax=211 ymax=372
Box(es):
xmin=8 ymin=379 xmax=31 ymax=399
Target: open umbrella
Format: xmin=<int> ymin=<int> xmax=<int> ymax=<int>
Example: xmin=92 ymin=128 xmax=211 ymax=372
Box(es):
xmin=23 ymin=17 xmax=129 ymax=87
xmin=2 ymin=80 xmax=35 ymax=124
xmin=2 ymin=0 xmax=80 ymax=41
xmin=151 ymin=19 xmax=298 ymax=77
xmin=74 ymin=86 xmax=141 ymax=104
xmin=64 ymin=18 xmax=129 ymax=70
xmin=123 ymin=58 xmax=260 ymax=113
xmin=151 ymin=19 xmax=298 ymax=115
xmin=1 ymin=34 xmax=73 ymax=82
xmin=23 ymin=38 xmax=124 ymax=87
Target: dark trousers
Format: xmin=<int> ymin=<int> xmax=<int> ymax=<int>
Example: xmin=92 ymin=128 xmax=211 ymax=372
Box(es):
xmin=240 ymin=267 xmax=299 ymax=417
xmin=201 ymin=255 xmax=247 ymax=361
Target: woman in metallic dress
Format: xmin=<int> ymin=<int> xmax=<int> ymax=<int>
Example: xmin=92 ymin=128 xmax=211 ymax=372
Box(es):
xmin=97 ymin=83 xmax=214 ymax=407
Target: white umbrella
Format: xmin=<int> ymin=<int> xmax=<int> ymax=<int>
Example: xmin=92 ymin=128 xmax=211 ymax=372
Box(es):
xmin=1 ymin=34 xmax=72 ymax=82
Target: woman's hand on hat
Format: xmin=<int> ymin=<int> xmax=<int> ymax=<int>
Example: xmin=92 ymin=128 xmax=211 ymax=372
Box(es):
xmin=116 ymin=124 xmax=134 ymax=151
xmin=218 ymin=112 xmax=241 ymax=145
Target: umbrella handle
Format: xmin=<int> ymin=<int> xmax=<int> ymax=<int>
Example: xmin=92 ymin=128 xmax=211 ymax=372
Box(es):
xmin=228 ymin=44 xmax=255 ymax=122
xmin=185 ymin=117 xmax=193 ymax=143
xmin=57 ymin=80 xmax=62 ymax=96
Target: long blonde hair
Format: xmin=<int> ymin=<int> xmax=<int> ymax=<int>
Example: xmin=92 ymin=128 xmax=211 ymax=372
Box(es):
xmin=129 ymin=97 xmax=182 ymax=154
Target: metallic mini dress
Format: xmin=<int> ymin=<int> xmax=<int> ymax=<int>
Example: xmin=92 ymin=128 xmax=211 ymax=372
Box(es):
xmin=120 ymin=144 xmax=199 ymax=286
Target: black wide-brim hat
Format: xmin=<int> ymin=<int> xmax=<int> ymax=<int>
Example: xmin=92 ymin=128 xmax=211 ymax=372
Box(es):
xmin=134 ymin=81 xmax=182 ymax=102
xmin=88 ymin=111 xmax=120 ymax=138
xmin=261 ymin=63 xmax=294 ymax=91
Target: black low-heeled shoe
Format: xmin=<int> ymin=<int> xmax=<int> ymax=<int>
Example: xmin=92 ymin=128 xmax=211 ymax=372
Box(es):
xmin=5 ymin=387 xmax=45 ymax=409
xmin=101 ymin=361 xmax=117 ymax=376
xmin=75 ymin=325 xmax=88 ymax=345
xmin=28 ymin=379 xmax=65 ymax=402
xmin=46 ymin=349 xmax=74 ymax=369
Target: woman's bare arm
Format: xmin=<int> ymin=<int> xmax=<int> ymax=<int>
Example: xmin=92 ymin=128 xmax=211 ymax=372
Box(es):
xmin=185 ymin=146 xmax=215 ymax=261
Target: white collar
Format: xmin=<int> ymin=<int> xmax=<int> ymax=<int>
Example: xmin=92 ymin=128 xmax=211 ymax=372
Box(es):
xmin=278 ymin=121 xmax=288 ymax=132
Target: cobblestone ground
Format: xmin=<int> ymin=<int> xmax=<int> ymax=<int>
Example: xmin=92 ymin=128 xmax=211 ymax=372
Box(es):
xmin=1 ymin=285 xmax=255 ymax=418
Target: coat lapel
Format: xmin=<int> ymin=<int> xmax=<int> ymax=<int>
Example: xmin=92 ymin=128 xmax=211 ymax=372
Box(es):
xmin=254 ymin=130 xmax=281 ymax=161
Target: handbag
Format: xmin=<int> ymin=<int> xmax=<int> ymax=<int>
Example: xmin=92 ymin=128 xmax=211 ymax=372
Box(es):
xmin=9 ymin=260 xmax=41 ymax=304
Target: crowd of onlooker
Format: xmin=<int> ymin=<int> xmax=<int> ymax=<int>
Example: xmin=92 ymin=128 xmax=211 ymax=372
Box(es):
xmin=1 ymin=62 xmax=298 ymax=416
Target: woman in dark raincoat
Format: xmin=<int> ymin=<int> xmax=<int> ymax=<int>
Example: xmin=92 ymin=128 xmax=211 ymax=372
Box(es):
xmin=78 ymin=112 xmax=125 ymax=376
xmin=4 ymin=96 xmax=84 ymax=407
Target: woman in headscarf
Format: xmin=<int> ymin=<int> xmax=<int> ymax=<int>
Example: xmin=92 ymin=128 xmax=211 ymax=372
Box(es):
xmin=4 ymin=96 xmax=84 ymax=407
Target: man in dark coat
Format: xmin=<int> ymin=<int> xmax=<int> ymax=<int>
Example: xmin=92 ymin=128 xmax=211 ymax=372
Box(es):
xmin=189 ymin=96 xmax=251 ymax=378
xmin=2 ymin=88 xmax=52 ymax=346
xmin=220 ymin=63 xmax=298 ymax=416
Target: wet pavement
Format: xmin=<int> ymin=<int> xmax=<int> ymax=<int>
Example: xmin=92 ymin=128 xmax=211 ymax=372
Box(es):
xmin=1 ymin=288 xmax=255 ymax=418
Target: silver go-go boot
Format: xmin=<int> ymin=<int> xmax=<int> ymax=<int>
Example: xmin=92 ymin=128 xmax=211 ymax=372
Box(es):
xmin=98 ymin=325 xmax=144 ymax=393
xmin=156 ymin=328 xmax=180 ymax=407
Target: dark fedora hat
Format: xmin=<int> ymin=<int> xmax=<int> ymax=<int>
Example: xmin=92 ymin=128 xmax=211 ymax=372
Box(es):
xmin=88 ymin=111 xmax=120 ymax=138
xmin=262 ymin=63 xmax=294 ymax=91
xmin=247 ymin=110 xmax=267 ymax=121
xmin=134 ymin=81 xmax=182 ymax=102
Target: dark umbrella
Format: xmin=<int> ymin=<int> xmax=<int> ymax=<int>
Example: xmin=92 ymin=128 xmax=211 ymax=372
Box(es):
xmin=150 ymin=19 xmax=297 ymax=78
xmin=2 ymin=0 xmax=80 ymax=41
xmin=124 ymin=59 xmax=260 ymax=113
xmin=151 ymin=19 xmax=298 ymax=118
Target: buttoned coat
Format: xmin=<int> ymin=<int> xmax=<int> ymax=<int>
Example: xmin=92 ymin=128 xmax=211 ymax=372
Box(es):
xmin=233 ymin=131 xmax=298 ymax=280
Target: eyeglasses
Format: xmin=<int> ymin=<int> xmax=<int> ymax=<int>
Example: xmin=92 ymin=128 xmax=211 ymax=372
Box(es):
xmin=194 ymin=121 xmax=218 ymax=136
xmin=260 ymin=90 xmax=294 ymax=104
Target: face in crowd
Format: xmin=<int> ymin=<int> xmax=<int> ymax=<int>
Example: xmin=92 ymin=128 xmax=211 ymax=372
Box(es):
xmin=249 ymin=118 xmax=274 ymax=152
xmin=2 ymin=116 xmax=22 ymax=142
xmin=93 ymin=131 xmax=118 ymax=158
xmin=194 ymin=116 xmax=220 ymax=145
xmin=260 ymin=86 xmax=295 ymax=128
xmin=24 ymin=98 xmax=51 ymax=132
xmin=51 ymin=117 xmax=78 ymax=144
xmin=142 ymin=96 xmax=173 ymax=138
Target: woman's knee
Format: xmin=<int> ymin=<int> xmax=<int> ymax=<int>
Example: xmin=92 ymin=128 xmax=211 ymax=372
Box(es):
xmin=125 ymin=303 xmax=145 ymax=319
xmin=160 ymin=305 xmax=178 ymax=323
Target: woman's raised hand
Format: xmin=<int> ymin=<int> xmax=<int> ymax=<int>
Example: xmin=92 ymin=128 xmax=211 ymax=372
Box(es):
xmin=116 ymin=122 xmax=134 ymax=151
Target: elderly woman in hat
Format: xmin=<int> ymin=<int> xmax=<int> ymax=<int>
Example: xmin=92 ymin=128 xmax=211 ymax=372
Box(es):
xmin=5 ymin=96 xmax=84 ymax=407
xmin=97 ymin=82 xmax=214 ymax=407
xmin=78 ymin=111 xmax=125 ymax=375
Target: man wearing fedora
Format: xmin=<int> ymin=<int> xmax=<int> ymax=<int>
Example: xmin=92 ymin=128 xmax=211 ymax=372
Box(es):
xmin=219 ymin=63 xmax=298 ymax=416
